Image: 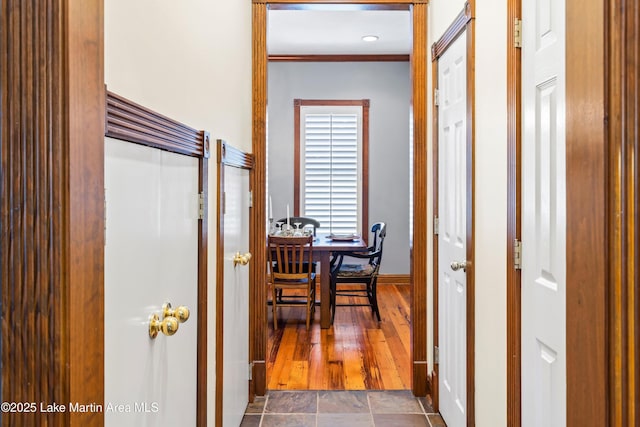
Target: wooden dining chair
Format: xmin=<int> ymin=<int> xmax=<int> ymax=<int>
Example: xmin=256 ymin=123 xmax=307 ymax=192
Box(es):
xmin=329 ymin=222 xmax=386 ymax=324
xmin=268 ymin=235 xmax=317 ymax=330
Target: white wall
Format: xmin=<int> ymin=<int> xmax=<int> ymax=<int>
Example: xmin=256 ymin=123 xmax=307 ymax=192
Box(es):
xmin=104 ymin=0 xmax=252 ymax=423
xmin=267 ymin=61 xmax=411 ymax=274
xmin=428 ymin=1 xmax=508 ymax=426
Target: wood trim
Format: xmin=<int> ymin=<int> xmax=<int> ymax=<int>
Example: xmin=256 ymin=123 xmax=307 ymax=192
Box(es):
xmin=105 ymin=90 xmax=210 ymax=158
xmin=253 ymin=0 xmax=429 ymax=399
xmin=220 ymin=140 xmax=255 ymax=169
xmin=377 ymin=274 xmax=411 ymax=285
xmin=1 ymin=0 xmax=105 ymax=425
xmin=216 ymin=141 xmax=254 ymax=425
xmin=431 ymin=52 xmax=440 ymax=412
xmin=607 ymin=0 xmax=639 ymax=425
xmin=197 ymin=152 xmax=209 ymax=427
xmin=251 ymin=1 xmax=269 ymax=400
xmin=410 ymin=2 xmax=429 ymax=398
xmin=268 ymin=3 xmax=411 ymax=10
xmin=293 ymin=98 xmax=370 ymax=239
xmin=566 ymin=0 xmax=608 ymax=424
xmin=506 ymin=0 xmax=522 ymax=424
xmin=430 ymin=5 xmax=476 ymax=424
xmin=464 ymin=17 xmax=476 ymax=427
xmin=431 ymin=2 xmax=473 ymax=60
xmin=269 ymin=54 xmax=410 ymax=62
xmin=262 ymin=0 xmax=425 ymax=5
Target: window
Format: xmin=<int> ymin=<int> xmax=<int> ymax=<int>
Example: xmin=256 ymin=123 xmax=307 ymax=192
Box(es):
xmin=294 ymin=99 xmax=369 ymax=237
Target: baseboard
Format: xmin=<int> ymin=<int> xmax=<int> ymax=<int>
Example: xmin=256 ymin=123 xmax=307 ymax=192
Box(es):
xmin=377 ymin=274 xmax=410 ymax=285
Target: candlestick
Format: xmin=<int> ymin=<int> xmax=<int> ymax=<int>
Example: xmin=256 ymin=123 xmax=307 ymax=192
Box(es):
xmin=269 ymin=195 xmax=273 ymax=219
xmin=286 ymin=204 xmax=290 ymax=228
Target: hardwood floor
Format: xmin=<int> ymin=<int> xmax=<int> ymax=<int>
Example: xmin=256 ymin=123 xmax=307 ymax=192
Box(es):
xmin=267 ymin=284 xmax=411 ymax=390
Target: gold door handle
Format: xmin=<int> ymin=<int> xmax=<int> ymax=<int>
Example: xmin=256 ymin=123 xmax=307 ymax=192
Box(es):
xmin=450 ymin=260 xmax=467 ymax=272
xmin=149 ymin=313 xmax=179 ymax=338
xmin=233 ymin=252 xmax=252 ymax=267
xmin=163 ymin=302 xmax=190 ymax=323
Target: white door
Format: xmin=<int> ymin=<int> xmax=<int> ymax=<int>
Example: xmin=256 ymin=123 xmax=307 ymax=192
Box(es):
xmin=437 ymin=31 xmax=468 ymax=427
xmin=222 ymin=165 xmax=251 ymax=426
xmin=521 ymin=0 xmax=567 ymax=425
xmin=104 ymin=138 xmax=199 ymax=426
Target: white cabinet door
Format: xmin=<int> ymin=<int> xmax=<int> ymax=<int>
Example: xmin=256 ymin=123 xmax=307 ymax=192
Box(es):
xmin=521 ymin=0 xmax=567 ymax=425
xmin=105 ymin=138 xmax=199 ymax=426
xmin=222 ymin=165 xmax=251 ymax=426
xmin=437 ymin=30 xmax=468 ymax=427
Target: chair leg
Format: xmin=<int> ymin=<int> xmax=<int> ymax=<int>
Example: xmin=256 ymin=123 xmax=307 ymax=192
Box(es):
xmin=272 ymin=286 xmax=278 ymax=330
xmin=330 ymin=280 xmax=336 ymax=325
xmin=371 ymin=279 xmax=381 ymax=322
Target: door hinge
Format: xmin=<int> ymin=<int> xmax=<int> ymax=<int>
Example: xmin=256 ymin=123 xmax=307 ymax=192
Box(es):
xmin=249 ymin=190 xmax=253 ymax=208
xmin=514 ymin=18 xmax=522 ymax=48
xmin=434 ymin=346 xmax=439 ymax=364
xmin=434 ymin=88 xmax=439 ymax=107
xmin=514 ymin=239 xmax=522 ymax=270
xmin=198 ymin=191 xmax=205 ymax=220
xmin=434 ymin=216 xmax=439 ymax=235
xmin=248 ymin=362 xmax=253 ymax=381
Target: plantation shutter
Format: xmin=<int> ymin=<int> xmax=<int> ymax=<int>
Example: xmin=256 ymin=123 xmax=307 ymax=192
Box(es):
xmin=301 ymin=106 xmax=362 ymax=235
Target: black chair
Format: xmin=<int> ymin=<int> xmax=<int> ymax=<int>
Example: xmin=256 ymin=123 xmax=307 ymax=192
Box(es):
xmin=329 ymin=222 xmax=386 ymax=324
xmin=276 ymin=216 xmax=321 ymax=236
xmin=268 ymin=235 xmax=317 ymax=330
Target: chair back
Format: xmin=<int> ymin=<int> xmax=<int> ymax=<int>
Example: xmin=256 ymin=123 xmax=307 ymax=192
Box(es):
xmin=268 ymin=235 xmax=314 ymax=282
xmin=276 ymin=216 xmax=321 ymax=236
xmin=368 ymin=222 xmax=387 ymax=266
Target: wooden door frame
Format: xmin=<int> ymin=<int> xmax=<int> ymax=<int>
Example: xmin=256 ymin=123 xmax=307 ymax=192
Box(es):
xmin=1 ymin=1 xmax=104 ymax=424
xmin=214 ymin=140 xmax=255 ymax=427
xmin=506 ymin=0 xmax=609 ymax=424
xmin=430 ymin=3 xmax=475 ymax=424
xmin=105 ymin=90 xmax=211 ymax=426
xmin=250 ymin=0 xmax=429 ymax=397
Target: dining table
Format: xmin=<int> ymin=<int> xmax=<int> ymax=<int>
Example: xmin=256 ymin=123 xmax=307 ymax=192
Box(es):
xmin=310 ymin=233 xmax=367 ymax=328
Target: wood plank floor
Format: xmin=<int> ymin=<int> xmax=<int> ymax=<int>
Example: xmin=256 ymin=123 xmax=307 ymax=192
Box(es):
xmin=267 ymin=283 xmax=411 ymax=390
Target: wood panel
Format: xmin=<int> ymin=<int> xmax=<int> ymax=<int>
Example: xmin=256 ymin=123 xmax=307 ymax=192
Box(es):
xmin=251 ymin=1 xmax=269 ymax=400
xmin=506 ymin=0 xmax=522 ymax=424
xmin=267 ymin=284 xmax=411 ymax=390
xmin=607 ymin=0 xmax=639 ymax=425
xmin=565 ymin=0 xmax=608 ymax=424
xmin=410 ymin=2 xmax=429 ymax=398
xmin=106 ymin=90 xmax=209 ymax=158
xmin=1 ymin=0 xmax=105 ymax=425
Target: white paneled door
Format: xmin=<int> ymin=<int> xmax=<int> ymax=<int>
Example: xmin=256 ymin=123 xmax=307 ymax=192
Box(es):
xmin=222 ymin=165 xmax=251 ymax=427
xmin=521 ymin=0 xmax=567 ymax=425
xmin=104 ymin=138 xmax=199 ymax=426
xmin=437 ymin=31 xmax=468 ymax=427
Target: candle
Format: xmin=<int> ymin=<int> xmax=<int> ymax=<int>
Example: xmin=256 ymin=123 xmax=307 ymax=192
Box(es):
xmin=269 ymin=195 xmax=273 ymax=219
xmin=286 ymin=204 xmax=290 ymax=227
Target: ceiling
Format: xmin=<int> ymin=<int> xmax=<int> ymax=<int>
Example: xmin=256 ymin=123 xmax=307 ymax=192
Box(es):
xmin=267 ymin=9 xmax=412 ymax=55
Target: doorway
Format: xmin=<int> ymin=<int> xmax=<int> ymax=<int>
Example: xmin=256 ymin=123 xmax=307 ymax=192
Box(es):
xmin=250 ymin=0 xmax=430 ymax=399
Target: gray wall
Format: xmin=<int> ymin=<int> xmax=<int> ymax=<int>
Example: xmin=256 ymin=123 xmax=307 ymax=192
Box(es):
xmin=267 ymin=61 xmax=410 ymax=274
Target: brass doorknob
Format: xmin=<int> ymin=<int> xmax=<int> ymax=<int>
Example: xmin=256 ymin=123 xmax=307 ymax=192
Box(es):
xmin=149 ymin=313 xmax=179 ymax=339
xmin=450 ymin=260 xmax=467 ymax=272
xmin=233 ymin=251 xmax=252 ymax=267
xmin=163 ymin=302 xmax=190 ymax=323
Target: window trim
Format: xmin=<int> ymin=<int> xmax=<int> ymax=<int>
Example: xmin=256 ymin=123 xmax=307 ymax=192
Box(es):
xmin=294 ymin=99 xmax=369 ymax=240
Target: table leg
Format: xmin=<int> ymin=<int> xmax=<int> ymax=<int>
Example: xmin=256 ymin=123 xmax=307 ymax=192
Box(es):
xmin=319 ymin=251 xmax=331 ymax=328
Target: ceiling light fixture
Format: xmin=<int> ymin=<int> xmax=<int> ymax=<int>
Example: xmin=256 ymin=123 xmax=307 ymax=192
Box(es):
xmin=361 ymin=35 xmax=379 ymax=42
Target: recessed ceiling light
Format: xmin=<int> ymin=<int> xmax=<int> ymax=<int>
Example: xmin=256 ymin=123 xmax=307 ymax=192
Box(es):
xmin=362 ymin=35 xmax=379 ymax=42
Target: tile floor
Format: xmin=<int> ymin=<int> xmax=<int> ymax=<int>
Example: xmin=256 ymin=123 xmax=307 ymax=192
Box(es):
xmin=240 ymin=390 xmax=446 ymax=427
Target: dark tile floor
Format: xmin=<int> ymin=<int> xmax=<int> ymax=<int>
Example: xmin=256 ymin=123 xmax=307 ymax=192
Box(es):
xmin=240 ymin=390 xmax=446 ymax=427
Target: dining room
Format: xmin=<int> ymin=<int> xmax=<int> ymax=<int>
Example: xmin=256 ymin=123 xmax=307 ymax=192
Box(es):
xmin=265 ymin=5 xmax=413 ymax=392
